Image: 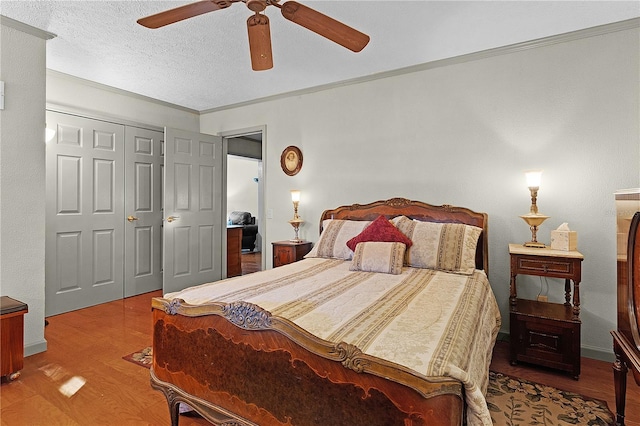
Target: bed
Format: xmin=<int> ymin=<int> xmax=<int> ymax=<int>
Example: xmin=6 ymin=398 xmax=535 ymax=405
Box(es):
xmin=150 ymin=198 xmax=501 ymax=426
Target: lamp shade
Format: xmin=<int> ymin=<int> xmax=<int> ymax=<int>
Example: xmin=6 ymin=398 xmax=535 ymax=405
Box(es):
xmin=525 ymin=170 xmax=542 ymax=188
xmin=291 ymin=190 xmax=301 ymax=202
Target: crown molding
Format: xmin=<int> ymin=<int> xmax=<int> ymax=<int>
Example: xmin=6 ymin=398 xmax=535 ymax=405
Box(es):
xmin=0 ymin=15 xmax=56 ymax=40
xmin=201 ymin=17 xmax=640 ymax=115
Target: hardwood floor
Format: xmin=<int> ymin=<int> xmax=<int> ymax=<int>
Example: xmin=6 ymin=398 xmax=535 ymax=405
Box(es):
xmin=1 ymin=291 xmax=638 ymax=425
xmin=0 ymin=290 xmax=208 ymax=426
xmin=241 ymin=250 xmax=262 ymax=275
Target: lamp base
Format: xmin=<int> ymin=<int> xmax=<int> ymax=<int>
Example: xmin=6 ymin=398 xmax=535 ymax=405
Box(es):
xmin=289 ymin=238 xmax=303 ymax=243
xmin=523 ymin=241 xmax=546 ymax=248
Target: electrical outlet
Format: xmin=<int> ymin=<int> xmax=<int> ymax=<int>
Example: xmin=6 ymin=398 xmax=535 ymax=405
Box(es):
xmin=537 ymin=295 xmax=548 ymax=302
xmin=267 ymin=209 xmax=273 ymax=219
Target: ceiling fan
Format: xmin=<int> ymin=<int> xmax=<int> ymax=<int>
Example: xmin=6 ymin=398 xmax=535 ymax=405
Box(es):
xmin=137 ymin=0 xmax=370 ymax=71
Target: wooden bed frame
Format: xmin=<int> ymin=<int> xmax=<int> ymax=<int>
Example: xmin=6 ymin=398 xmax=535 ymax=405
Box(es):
xmin=150 ymin=198 xmax=489 ymax=426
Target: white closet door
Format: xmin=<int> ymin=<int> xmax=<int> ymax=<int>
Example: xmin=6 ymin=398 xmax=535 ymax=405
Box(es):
xmin=123 ymin=126 xmax=164 ymax=297
xmin=163 ymin=127 xmax=224 ymax=294
xmin=45 ymin=111 xmax=124 ymax=316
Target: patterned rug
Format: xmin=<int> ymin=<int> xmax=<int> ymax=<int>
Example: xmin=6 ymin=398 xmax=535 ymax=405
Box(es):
xmin=123 ymin=348 xmax=614 ymax=425
xmin=122 ymin=346 xmax=152 ymax=368
xmin=487 ymin=371 xmax=613 ymax=425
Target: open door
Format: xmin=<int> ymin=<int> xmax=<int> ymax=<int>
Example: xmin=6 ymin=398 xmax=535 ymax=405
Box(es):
xmin=163 ymin=127 xmax=224 ymax=294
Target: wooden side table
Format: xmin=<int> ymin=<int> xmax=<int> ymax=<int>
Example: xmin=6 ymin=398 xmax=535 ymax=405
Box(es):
xmin=508 ymin=244 xmax=584 ymax=379
xmin=272 ymin=240 xmax=312 ymax=268
xmin=1 ymin=296 xmax=28 ymax=381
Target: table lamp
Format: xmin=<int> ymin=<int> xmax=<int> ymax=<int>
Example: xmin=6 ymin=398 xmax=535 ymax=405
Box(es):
xmin=519 ymin=170 xmax=549 ymax=248
xmin=288 ymin=190 xmax=303 ymax=242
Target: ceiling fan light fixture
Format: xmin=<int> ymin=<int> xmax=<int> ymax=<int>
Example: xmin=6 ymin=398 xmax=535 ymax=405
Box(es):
xmin=247 ymin=13 xmax=273 ymax=71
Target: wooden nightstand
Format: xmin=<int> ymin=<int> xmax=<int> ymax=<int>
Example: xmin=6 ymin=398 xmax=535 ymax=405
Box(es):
xmin=508 ymin=244 xmax=584 ymax=379
xmin=272 ymin=240 xmax=312 ymax=268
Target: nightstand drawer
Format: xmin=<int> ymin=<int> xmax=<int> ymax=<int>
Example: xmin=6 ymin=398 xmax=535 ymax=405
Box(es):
xmin=515 ymin=256 xmax=575 ymax=277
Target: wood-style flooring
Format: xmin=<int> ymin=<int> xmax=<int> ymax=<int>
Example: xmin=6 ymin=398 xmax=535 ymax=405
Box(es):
xmin=1 ymin=290 xmax=638 ymax=426
xmin=241 ymin=251 xmax=262 ymax=275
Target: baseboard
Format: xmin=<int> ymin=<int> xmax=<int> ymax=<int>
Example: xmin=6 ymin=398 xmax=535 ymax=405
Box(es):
xmin=581 ymin=345 xmax=615 ymax=363
xmin=24 ymin=339 xmax=48 ymax=357
xmin=497 ymin=332 xmax=615 ymax=363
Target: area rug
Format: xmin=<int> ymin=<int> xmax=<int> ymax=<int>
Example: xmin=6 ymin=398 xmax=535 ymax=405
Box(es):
xmin=123 ymin=348 xmax=614 ymax=425
xmin=487 ymin=371 xmax=613 ymax=425
xmin=122 ymin=346 xmax=152 ymax=368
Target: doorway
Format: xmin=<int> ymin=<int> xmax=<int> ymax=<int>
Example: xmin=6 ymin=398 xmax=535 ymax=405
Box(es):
xmin=223 ymin=128 xmax=265 ymax=274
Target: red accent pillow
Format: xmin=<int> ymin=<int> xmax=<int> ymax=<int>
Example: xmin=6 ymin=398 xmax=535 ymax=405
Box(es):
xmin=346 ymin=215 xmax=413 ymax=252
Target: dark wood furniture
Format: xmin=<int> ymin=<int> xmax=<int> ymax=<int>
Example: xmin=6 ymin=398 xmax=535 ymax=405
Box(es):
xmin=1 ymin=296 xmax=28 ymax=381
xmin=228 ymin=211 xmax=258 ymax=251
xmin=226 ymin=226 xmax=242 ymax=278
xmin=151 ymin=198 xmax=490 ymax=426
xmin=611 ymin=189 xmax=640 ymax=426
xmin=509 ymin=244 xmax=583 ymax=379
xmin=271 ymin=240 xmax=312 ymax=267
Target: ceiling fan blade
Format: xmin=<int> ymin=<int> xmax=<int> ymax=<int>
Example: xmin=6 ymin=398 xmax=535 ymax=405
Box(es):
xmin=137 ymin=0 xmax=231 ymax=29
xmin=247 ymin=14 xmax=273 ymax=71
xmin=280 ymin=1 xmax=369 ymax=53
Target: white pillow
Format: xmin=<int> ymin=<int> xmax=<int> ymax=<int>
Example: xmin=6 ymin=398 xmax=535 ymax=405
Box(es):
xmin=392 ymin=216 xmax=482 ymax=275
xmin=349 ymin=242 xmax=406 ymax=275
xmin=305 ymin=219 xmax=371 ymax=260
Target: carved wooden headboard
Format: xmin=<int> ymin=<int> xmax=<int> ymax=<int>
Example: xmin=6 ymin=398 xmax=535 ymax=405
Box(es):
xmin=319 ymin=197 xmax=489 ymax=274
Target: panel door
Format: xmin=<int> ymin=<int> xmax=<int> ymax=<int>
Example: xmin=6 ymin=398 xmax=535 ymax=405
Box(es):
xmin=45 ymin=111 xmax=124 ymax=316
xmin=163 ymin=127 xmax=224 ymax=294
xmin=123 ymin=127 xmax=164 ymax=297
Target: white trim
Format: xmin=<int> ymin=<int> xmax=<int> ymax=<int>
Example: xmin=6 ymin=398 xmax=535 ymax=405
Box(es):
xmin=46 ymin=103 xmax=164 ymax=133
xmin=0 ymin=15 xmax=56 ymax=40
xmin=24 ymin=339 xmax=48 ymax=357
xmin=219 ymin=126 xmax=268 ymax=270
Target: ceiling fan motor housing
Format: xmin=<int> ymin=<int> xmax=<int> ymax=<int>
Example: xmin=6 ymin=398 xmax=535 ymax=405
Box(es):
xmin=246 ymin=0 xmax=267 ymax=12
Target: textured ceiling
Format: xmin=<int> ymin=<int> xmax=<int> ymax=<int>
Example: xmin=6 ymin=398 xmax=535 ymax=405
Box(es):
xmin=1 ymin=1 xmax=638 ymax=112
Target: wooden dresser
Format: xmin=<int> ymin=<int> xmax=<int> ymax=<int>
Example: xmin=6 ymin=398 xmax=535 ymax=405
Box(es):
xmin=611 ymin=189 xmax=640 ymax=426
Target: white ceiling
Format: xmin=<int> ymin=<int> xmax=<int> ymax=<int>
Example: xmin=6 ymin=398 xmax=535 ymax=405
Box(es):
xmin=1 ymin=1 xmax=638 ymax=112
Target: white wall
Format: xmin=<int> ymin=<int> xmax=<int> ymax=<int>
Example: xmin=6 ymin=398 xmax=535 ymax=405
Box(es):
xmin=200 ymin=25 xmax=640 ymax=359
xmin=46 ymin=70 xmax=200 ymax=132
xmin=0 ymin=21 xmax=49 ymax=355
xmin=227 ymin=155 xmax=260 ymax=221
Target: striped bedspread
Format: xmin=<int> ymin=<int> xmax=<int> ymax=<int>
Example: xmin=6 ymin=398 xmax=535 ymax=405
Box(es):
xmin=165 ymin=257 xmax=502 ymax=425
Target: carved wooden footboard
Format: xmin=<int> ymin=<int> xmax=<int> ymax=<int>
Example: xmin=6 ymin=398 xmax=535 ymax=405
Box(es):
xmin=151 ymin=298 xmax=464 ymax=426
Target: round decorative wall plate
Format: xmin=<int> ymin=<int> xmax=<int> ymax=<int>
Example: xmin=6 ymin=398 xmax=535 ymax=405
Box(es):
xmin=280 ymin=146 xmax=303 ymax=176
